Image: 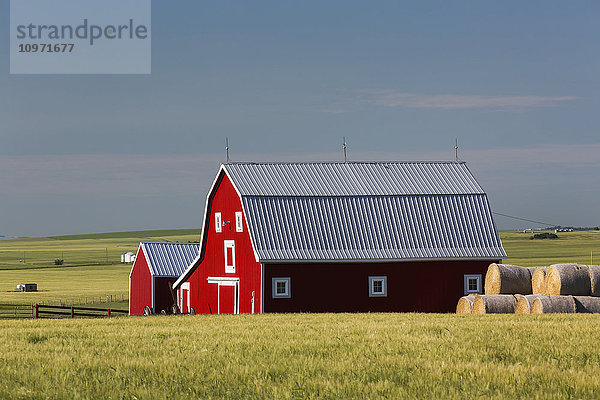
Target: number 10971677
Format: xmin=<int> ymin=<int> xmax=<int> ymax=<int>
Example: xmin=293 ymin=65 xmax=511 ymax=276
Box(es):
xmin=18 ymin=43 xmax=74 ymax=53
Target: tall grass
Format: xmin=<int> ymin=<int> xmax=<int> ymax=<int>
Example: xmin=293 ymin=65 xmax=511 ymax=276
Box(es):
xmin=1 ymin=313 xmax=600 ymax=399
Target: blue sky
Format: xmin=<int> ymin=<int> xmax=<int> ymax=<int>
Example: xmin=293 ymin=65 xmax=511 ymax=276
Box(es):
xmin=1 ymin=1 xmax=599 ymax=236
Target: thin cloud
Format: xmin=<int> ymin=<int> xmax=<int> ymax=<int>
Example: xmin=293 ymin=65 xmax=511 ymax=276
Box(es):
xmin=361 ymin=90 xmax=579 ymax=111
xmin=317 ymin=108 xmax=352 ymax=114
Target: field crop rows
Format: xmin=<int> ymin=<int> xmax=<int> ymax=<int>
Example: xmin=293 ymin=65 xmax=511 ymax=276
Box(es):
xmin=0 ymin=229 xmax=200 ymax=270
xmin=2 ymin=313 xmax=600 ymax=399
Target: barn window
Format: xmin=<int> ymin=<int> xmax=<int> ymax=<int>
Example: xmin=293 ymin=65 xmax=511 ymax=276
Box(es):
xmin=215 ymin=212 xmax=222 ymax=233
xmin=369 ymin=276 xmax=387 ymax=297
xmin=224 ymin=240 xmax=235 ymax=273
xmin=464 ymin=274 xmax=482 ymax=295
xmin=272 ymin=277 xmax=290 ymax=298
xmin=235 ymin=211 xmax=243 ymax=232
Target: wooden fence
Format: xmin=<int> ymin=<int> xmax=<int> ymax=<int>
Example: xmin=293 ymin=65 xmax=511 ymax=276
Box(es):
xmin=0 ymin=304 xmax=33 ymax=319
xmin=34 ymin=304 xmax=128 ymax=319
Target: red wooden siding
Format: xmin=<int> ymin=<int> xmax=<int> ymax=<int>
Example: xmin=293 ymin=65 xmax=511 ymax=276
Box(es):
xmin=186 ymin=172 xmax=262 ymax=314
xmin=129 ymin=246 xmax=152 ymax=315
xmin=264 ymin=260 xmax=496 ymax=313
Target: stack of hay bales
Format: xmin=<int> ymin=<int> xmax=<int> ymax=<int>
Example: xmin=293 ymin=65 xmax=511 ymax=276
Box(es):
xmin=456 ymin=263 xmax=600 ymax=314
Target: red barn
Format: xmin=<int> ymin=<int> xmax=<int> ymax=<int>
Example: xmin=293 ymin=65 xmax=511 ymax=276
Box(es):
xmin=174 ymin=162 xmax=506 ymax=314
xmin=129 ymin=242 xmax=199 ymax=315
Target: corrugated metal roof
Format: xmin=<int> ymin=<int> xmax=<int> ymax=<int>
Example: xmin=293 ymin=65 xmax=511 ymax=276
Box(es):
xmin=224 ymin=162 xmax=484 ymax=196
xmin=242 ymin=194 xmax=506 ymax=261
xmin=142 ymin=242 xmax=199 ymax=277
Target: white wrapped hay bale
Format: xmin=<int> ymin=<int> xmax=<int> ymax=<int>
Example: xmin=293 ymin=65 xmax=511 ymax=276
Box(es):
xmin=472 ymin=294 xmax=517 ymax=314
xmin=531 ymin=295 xmax=576 ymax=314
xmin=484 ymin=263 xmax=536 ymax=295
xmin=545 ymin=264 xmax=590 ymax=296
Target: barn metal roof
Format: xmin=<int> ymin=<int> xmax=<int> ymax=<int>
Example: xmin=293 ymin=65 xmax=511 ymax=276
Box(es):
xmin=173 ymin=161 xmax=505 ymax=289
xmin=224 ymin=162 xmax=484 ymax=196
xmin=141 ymin=242 xmax=199 ymax=277
xmin=242 ymin=194 xmax=506 ymax=261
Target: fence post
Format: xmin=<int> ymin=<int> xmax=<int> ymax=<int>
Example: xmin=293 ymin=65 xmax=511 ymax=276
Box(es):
xmin=71 ymin=307 xmax=74 ymax=319
xmin=35 ymin=304 xmax=38 ymax=319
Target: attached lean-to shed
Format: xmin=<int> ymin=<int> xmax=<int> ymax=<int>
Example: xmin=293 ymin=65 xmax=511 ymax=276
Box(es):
xmin=174 ymin=161 xmax=506 ymax=314
xmin=129 ymin=242 xmax=199 ymax=315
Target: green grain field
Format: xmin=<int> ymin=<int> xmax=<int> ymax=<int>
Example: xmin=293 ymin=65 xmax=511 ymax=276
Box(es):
xmin=0 ymin=229 xmax=599 ymax=398
xmin=2 ymin=313 xmax=600 ymax=399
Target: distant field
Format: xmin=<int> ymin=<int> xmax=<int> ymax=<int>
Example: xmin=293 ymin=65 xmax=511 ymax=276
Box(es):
xmin=0 ymin=229 xmax=200 ymax=306
xmin=0 ymin=265 xmax=130 ymax=307
xmin=2 ymin=313 xmax=600 ymax=399
xmin=0 ymin=228 xmax=597 ymax=306
xmin=0 ymin=229 xmax=200 ymax=270
xmin=501 ymin=230 xmax=599 ymax=267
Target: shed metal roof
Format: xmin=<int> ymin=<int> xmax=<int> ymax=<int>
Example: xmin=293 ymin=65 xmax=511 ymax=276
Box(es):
xmin=141 ymin=242 xmax=199 ymax=277
xmin=224 ymin=162 xmax=484 ymax=196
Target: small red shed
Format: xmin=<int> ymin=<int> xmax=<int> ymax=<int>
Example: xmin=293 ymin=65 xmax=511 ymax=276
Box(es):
xmin=129 ymin=242 xmax=199 ymax=315
xmin=174 ymin=162 xmax=506 ymax=314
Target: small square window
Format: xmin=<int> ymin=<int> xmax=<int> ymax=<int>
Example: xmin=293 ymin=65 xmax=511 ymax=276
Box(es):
xmin=272 ymin=277 xmax=290 ymax=298
xmin=215 ymin=212 xmax=222 ymax=233
xmin=464 ymin=274 xmax=482 ymax=295
xmin=369 ymin=276 xmax=387 ymax=297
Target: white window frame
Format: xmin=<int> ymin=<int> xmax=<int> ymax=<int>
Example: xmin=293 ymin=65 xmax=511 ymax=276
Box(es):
xmin=464 ymin=274 xmax=482 ymax=295
xmin=177 ymin=282 xmax=191 ymax=313
xmin=224 ymin=240 xmax=235 ymax=273
xmin=235 ymin=211 xmax=243 ymax=232
xmin=272 ymin=277 xmax=291 ymax=298
xmin=215 ymin=212 xmax=222 ymax=233
xmin=368 ymin=276 xmax=387 ymax=297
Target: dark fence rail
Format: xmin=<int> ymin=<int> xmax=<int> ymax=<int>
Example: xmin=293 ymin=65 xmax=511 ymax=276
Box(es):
xmin=34 ymin=304 xmax=128 ymax=319
xmin=0 ymin=304 xmax=33 ymax=319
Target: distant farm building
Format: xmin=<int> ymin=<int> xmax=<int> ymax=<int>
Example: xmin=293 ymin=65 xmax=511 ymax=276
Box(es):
xmin=173 ymin=162 xmax=506 ymax=314
xmin=129 ymin=242 xmax=199 ymax=315
xmin=121 ymin=252 xmax=136 ymax=263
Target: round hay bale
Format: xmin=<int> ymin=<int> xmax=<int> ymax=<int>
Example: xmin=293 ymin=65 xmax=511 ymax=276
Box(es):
xmin=456 ymin=295 xmax=476 ymax=314
xmin=588 ymin=265 xmax=600 ymax=297
xmin=531 ymin=267 xmax=549 ymax=294
xmin=515 ymin=294 xmax=547 ymax=314
xmin=573 ymin=296 xmax=600 ymax=313
xmin=472 ymin=294 xmax=517 ymax=314
xmin=484 ymin=263 xmax=536 ymax=295
xmin=545 ymin=264 xmax=590 ymax=296
xmin=531 ymin=295 xmax=576 ymax=314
